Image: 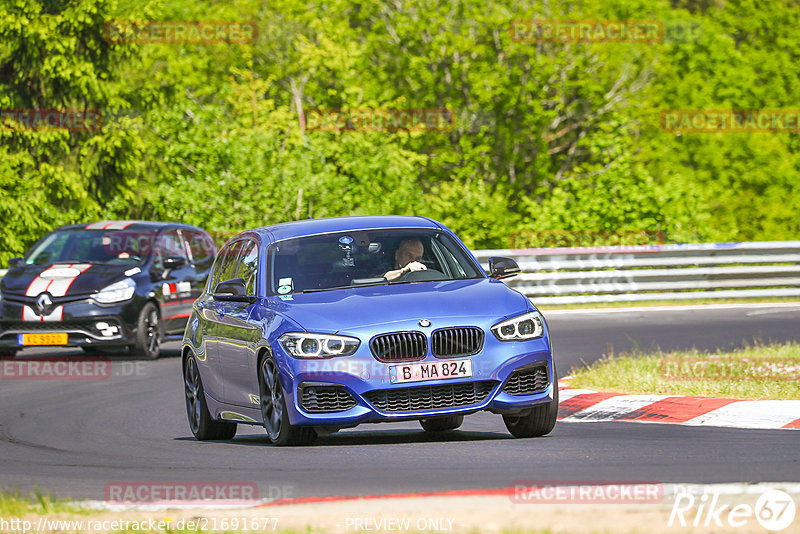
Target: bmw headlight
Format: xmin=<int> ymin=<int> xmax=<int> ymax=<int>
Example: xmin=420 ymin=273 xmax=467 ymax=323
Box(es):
xmin=279 ymin=333 xmax=360 ymax=358
xmin=92 ymin=278 xmax=136 ymax=304
xmin=492 ymin=311 xmax=544 ymax=341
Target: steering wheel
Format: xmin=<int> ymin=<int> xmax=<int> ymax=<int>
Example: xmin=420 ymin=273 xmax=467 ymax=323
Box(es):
xmin=397 ymin=268 xmax=447 ymax=282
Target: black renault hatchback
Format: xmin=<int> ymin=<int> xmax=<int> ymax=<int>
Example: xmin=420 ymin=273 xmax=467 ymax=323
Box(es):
xmin=0 ymin=221 xmax=216 ymax=359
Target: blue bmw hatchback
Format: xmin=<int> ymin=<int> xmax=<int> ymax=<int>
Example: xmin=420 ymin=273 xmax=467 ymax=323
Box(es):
xmin=182 ymin=216 xmax=557 ymax=445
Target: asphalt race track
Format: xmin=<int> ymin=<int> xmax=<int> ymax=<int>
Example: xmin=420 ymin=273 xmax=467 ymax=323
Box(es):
xmin=1 ymin=304 xmax=799 ymax=500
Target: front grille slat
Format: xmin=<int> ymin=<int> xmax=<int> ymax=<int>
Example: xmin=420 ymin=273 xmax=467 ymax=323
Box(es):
xmin=370 ymin=331 xmax=427 ymax=362
xmin=364 ymin=381 xmax=496 ymax=413
xmin=502 ymin=364 xmax=549 ymax=395
xmin=431 ymin=327 xmax=484 ymax=358
xmin=300 ymin=385 xmax=357 ymax=413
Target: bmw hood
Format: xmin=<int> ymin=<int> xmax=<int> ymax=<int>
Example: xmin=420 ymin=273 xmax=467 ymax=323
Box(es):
xmin=1 ymin=263 xmax=138 ymax=298
xmin=272 ymin=278 xmax=531 ymax=332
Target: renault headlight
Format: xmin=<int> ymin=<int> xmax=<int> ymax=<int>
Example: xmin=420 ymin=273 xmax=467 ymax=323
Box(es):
xmin=492 ymin=311 xmax=544 ymax=341
xmin=92 ymin=278 xmax=136 ymax=304
xmin=279 ymin=333 xmax=360 ymax=358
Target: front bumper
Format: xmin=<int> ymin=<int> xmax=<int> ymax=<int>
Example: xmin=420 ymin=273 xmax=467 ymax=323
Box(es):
xmin=275 ymin=327 xmax=556 ymax=427
xmin=0 ymin=295 xmax=141 ymax=350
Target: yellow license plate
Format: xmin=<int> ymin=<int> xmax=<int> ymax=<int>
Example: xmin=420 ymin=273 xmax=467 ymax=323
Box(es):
xmin=19 ymin=333 xmax=69 ymax=346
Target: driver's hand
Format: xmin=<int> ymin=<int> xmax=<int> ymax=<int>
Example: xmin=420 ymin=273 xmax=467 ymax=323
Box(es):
xmin=404 ymin=261 xmax=427 ymax=273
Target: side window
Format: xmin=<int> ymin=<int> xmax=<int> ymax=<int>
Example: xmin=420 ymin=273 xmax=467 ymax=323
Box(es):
xmin=207 ymin=253 xmax=223 ymax=294
xmin=154 ymin=230 xmax=189 ymax=270
xmin=183 ymin=230 xmax=216 ymax=269
xmin=211 ymin=240 xmax=243 ymax=292
xmin=237 ymin=240 xmax=258 ymax=296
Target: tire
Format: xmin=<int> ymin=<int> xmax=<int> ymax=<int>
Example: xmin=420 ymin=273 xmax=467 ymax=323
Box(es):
xmin=131 ymin=302 xmax=162 ymax=359
xmin=420 ymin=415 xmax=464 ymax=432
xmin=259 ymin=355 xmax=316 ymax=446
xmin=503 ymin=373 xmax=559 ymax=438
xmin=184 ymin=355 xmax=237 ymax=440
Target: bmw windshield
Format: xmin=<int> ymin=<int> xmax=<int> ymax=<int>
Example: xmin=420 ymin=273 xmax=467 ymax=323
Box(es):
xmin=268 ymin=230 xmax=484 ymax=295
xmin=25 ymin=230 xmax=157 ymax=267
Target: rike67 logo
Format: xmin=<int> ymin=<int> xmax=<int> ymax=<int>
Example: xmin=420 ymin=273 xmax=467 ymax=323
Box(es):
xmin=669 ymin=489 xmax=797 ymax=531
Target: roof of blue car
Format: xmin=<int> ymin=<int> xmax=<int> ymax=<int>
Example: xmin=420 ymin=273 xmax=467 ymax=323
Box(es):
xmin=252 ymin=215 xmax=444 ymax=242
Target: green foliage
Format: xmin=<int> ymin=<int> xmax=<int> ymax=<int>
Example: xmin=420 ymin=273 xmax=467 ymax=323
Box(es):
xmin=1 ymin=0 xmax=799 ymax=261
xmin=0 ymin=0 xmax=150 ymax=262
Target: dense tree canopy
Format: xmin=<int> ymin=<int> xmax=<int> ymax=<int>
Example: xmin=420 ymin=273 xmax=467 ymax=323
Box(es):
xmin=1 ymin=0 xmax=798 ymax=260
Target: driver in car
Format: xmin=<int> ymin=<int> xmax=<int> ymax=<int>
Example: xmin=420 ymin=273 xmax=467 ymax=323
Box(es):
xmin=383 ymin=238 xmax=428 ymax=281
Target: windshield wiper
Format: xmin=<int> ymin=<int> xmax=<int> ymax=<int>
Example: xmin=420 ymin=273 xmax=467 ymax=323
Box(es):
xmin=295 ymin=280 xmax=389 ymax=294
xmin=295 ymin=286 xmax=350 ymax=294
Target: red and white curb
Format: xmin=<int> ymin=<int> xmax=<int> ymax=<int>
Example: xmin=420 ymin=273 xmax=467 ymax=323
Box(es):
xmin=557 ymin=385 xmax=800 ymax=430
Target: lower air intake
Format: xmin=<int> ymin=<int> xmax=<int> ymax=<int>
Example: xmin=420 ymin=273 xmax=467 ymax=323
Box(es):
xmin=364 ymin=381 xmax=496 ymax=413
xmin=299 ymin=385 xmax=357 ymax=413
xmin=502 ymin=364 xmax=549 ymax=395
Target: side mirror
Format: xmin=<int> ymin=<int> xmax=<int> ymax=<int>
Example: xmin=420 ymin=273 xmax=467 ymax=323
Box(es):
xmin=7 ymin=257 xmax=23 ymax=268
xmin=162 ymin=256 xmax=187 ymax=270
xmin=489 ymin=257 xmax=521 ymax=280
xmin=214 ymin=278 xmax=255 ymax=302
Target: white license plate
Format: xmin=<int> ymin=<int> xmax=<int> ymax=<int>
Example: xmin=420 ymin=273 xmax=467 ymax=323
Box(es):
xmin=389 ymin=359 xmax=473 ymax=384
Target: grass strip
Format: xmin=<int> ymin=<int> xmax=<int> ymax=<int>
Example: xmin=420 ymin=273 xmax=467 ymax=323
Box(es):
xmin=0 ymin=488 xmax=86 ymax=517
xmin=567 ymin=342 xmax=800 ymax=400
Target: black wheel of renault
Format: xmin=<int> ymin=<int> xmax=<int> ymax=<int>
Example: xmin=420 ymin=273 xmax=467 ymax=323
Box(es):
xmin=259 ymin=355 xmax=316 ymax=446
xmin=503 ymin=374 xmax=559 ymax=438
xmin=131 ymin=302 xmax=162 ymax=359
xmin=420 ymin=415 xmax=464 ymax=432
xmin=184 ymin=355 xmax=237 ymax=440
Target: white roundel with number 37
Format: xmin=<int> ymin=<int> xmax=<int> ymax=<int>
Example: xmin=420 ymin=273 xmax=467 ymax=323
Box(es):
xmin=755 ymin=489 xmax=796 ymax=531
